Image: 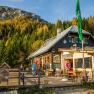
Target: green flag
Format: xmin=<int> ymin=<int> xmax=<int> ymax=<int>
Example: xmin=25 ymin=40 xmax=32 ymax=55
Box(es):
xmin=76 ymin=0 xmax=83 ymax=41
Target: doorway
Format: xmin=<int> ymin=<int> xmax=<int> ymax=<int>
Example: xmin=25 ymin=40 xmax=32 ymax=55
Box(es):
xmin=64 ymin=59 xmax=73 ymax=77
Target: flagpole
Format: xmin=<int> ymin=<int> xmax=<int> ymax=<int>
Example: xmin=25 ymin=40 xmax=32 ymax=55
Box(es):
xmin=82 ymin=40 xmax=87 ymax=82
xmin=82 ymin=40 xmax=85 ymax=71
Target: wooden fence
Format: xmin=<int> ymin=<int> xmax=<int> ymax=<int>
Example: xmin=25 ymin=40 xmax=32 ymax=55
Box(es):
xmin=0 ymin=69 xmax=41 ymax=87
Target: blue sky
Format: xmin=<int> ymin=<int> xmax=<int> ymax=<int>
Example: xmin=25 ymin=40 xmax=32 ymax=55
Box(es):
xmin=0 ymin=0 xmax=94 ymax=23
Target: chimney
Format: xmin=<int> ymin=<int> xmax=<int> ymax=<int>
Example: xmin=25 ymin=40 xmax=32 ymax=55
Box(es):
xmin=57 ymin=28 xmax=61 ymax=35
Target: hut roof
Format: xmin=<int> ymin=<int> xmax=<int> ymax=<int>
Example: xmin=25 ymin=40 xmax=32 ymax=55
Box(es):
xmin=28 ymin=25 xmax=91 ymax=58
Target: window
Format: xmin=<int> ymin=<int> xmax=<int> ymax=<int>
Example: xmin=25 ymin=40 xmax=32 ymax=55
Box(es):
xmin=75 ymin=58 xmax=83 ymax=68
xmin=53 ymin=63 xmax=61 ymax=69
xmin=53 ymin=54 xmax=61 ymax=69
xmin=68 ymin=36 xmax=72 ymax=43
xmin=85 ymin=38 xmax=89 ymax=45
xmin=76 ymin=37 xmax=79 ymax=43
xmin=85 ymin=57 xmax=92 ymax=68
xmin=53 ymin=54 xmax=60 ymax=63
xmin=79 ymin=39 xmax=82 ymax=43
xmin=68 ymin=36 xmax=75 ymax=43
xmin=68 ymin=36 xmax=78 ymax=43
xmin=75 ymin=57 xmax=92 ymax=68
xmin=72 ymin=37 xmax=75 ymax=43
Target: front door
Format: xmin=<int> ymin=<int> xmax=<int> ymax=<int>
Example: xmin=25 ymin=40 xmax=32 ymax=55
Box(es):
xmin=64 ymin=59 xmax=73 ymax=77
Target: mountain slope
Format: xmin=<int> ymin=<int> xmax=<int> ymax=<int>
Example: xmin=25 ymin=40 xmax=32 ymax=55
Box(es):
xmin=0 ymin=6 xmax=47 ymax=22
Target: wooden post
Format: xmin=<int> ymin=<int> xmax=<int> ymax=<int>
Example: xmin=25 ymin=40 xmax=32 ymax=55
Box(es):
xmin=18 ymin=69 xmax=20 ymax=86
xmin=38 ymin=69 xmax=40 ymax=86
xmin=22 ymin=72 xmax=25 ymax=86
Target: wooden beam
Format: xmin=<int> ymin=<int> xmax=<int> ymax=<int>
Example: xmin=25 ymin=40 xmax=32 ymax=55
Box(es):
xmin=58 ymin=48 xmax=94 ymax=54
xmin=58 ymin=48 xmax=76 ymax=52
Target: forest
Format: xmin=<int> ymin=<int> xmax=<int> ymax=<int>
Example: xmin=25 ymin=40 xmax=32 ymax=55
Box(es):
xmin=0 ymin=15 xmax=94 ymax=67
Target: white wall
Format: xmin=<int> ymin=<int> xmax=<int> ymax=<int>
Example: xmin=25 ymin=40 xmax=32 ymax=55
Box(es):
xmin=73 ymin=52 xmax=91 ymax=59
xmin=92 ymin=56 xmax=94 ymax=70
xmin=61 ymin=52 xmax=64 ymax=70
